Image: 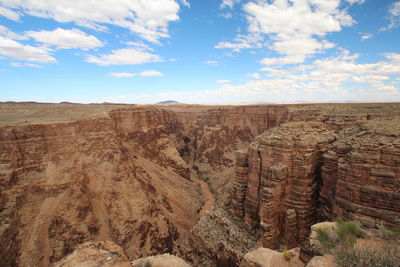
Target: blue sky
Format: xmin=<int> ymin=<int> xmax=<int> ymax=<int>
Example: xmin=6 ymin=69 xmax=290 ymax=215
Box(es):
xmin=0 ymin=0 xmax=399 ymax=104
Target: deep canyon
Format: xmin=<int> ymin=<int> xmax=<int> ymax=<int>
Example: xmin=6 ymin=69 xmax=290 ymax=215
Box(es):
xmin=0 ymin=102 xmax=399 ymax=266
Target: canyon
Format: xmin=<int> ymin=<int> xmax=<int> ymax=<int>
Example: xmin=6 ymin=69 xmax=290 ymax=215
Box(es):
xmin=0 ymin=102 xmax=399 ymax=266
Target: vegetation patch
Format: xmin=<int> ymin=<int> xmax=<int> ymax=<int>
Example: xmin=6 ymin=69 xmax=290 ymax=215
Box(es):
xmin=315 ymin=218 xmax=400 ymax=267
xmin=282 ymin=251 xmax=292 ymax=261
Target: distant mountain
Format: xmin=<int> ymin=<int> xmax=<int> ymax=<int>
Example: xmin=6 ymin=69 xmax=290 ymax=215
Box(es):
xmin=156 ymin=100 xmax=179 ymax=105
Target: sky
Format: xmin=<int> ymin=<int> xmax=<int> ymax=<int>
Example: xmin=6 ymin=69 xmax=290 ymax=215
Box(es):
xmin=0 ymin=0 xmax=399 ymax=104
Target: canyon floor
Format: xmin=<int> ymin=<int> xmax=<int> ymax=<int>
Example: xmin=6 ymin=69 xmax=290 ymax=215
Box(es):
xmin=0 ymin=102 xmax=399 ymax=266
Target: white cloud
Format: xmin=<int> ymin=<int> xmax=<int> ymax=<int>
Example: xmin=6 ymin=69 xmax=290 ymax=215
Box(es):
xmin=0 ymin=25 xmax=27 ymax=40
xmin=0 ymin=36 xmax=55 ymax=63
xmin=25 ymin=28 xmax=103 ymax=50
xmin=10 ymin=62 xmax=41 ymax=68
xmin=217 ymin=79 xmax=231 ymax=83
xmin=381 ymin=1 xmax=400 ymax=31
xmin=124 ymin=41 xmax=152 ymax=50
xmin=239 ymin=0 xmax=354 ymax=65
xmin=209 ymin=78 xmax=297 ymax=98
xmin=139 ymin=70 xmax=164 ymax=77
xmin=204 ymin=60 xmax=218 ymax=65
xmin=346 ymin=0 xmax=365 ymax=4
xmin=109 ymin=70 xmax=164 ymax=78
xmin=385 ymin=53 xmax=400 ymax=62
xmin=1 ymin=0 xmax=183 ymax=42
xmin=0 ymin=6 xmax=20 ymax=21
xmin=247 ymin=73 xmax=261 ymax=79
xmin=179 ymin=0 xmax=190 ymax=8
xmin=261 ymin=55 xmax=305 ymax=66
xmin=86 ymin=48 xmax=163 ymax=66
xmin=361 ymin=33 xmax=373 ymax=40
xmin=220 ymin=0 xmax=240 ymax=9
xmin=215 ymin=33 xmax=263 ymax=52
xmin=109 ymin=72 xmax=136 ymax=78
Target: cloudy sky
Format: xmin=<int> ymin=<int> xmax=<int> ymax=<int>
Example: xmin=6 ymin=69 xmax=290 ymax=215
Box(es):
xmin=0 ymin=0 xmax=399 ymax=104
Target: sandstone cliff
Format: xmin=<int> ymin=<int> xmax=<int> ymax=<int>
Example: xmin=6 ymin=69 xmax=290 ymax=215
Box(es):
xmin=320 ymin=120 xmax=400 ymax=227
xmin=231 ymin=122 xmax=335 ymax=249
xmin=1 ymin=102 xmax=400 ymax=266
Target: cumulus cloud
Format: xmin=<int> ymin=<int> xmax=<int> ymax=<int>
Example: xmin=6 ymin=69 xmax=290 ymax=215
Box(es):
xmin=346 ymin=0 xmax=365 ymax=4
xmin=361 ymin=33 xmax=373 ymax=40
xmin=261 ymin=55 xmax=306 ymax=66
xmin=25 ymin=28 xmax=103 ymax=50
xmin=215 ymin=34 xmax=263 ymax=52
xmin=109 ymin=70 xmax=164 ymax=78
xmin=234 ymin=0 xmax=355 ymax=65
xmin=140 ymin=70 xmax=164 ymax=77
xmin=10 ymin=62 xmax=41 ymax=68
xmin=86 ymin=48 xmax=163 ymax=66
xmin=109 ymin=72 xmax=136 ymax=78
xmin=220 ymin=0 xmax=240 ymax=9
xmin=0 ymin=25 xmax=27 ymax=40
xmin=1 ymin=0 xmax=183 ymax=42
xmin=381 ymin=2 xmax=400 ymax=31
xmin=0 ymin=36 xmax=55 ymax=63
xmin=0 ymin=6 xmax=20 ymax=21
xmin=124 ymin=41 xmax=153 ymax=50
xmin=247 ymin=73 xmax=261 ymax=79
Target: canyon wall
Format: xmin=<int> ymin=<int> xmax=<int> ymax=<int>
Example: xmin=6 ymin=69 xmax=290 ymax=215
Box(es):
xmin=231 ymin=113 xmax=400 ymax=253
xmin=1 ymin=103 xmax=400 ymax=266
xmin=0 ymin=104 xmax=292 ymax=266
xmin=231 ymin=122 xmax=335 ymax=249
xmin=0 ymin=112 xmax=199 ymax=266
xmin=320 ymin=120 xmax=400 ymax=227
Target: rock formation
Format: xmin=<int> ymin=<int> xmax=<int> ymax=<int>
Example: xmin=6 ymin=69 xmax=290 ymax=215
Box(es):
xmin=1 ymin=102 xmax=400 ymax=266
xmin=51 ymin=240 xmax=190 ymax=267
xmin=240 ymin=247 xmax=303 ymax=267
xmin=231 ymin=122 xmax=335 ymax=249
xmin=320 ymin=120 xmax=400 ymax=227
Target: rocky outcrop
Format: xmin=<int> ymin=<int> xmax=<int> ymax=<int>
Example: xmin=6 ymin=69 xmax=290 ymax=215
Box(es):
xmin=179 ymin=208 xmax=258 ymax=266
xmin=320 ymin=120 xmax=400 ymax=227
xmin=51 ymin=241 xmax=128 ymax=267
xmin=51 ymin=240 xmax=191 ymax=267
xmin=232 ymin=122 xmax=336 ymax=249
xmin=305 ymin=255 xmax=336 ymax=267
xmin=131 ymin=253 xmax=190 ymax=267
xmin=0 ymin=117 xmax=201 ymax=266
xmin=240 ymin=247 xmax=303 ymax=267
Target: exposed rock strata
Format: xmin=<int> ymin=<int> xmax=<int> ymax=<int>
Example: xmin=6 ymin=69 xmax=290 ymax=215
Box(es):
xmin=179 ymin=208 xmax=258 ymax=266
xmin=232 ymin=122 xmax=335 ymax=249
xmin=320 ymin=120 xmax=400 ymax=227
xmin=0 ymin=114 xmax=199 ymax=266
xmin=1 ymin=103 xmax=400 ymax=266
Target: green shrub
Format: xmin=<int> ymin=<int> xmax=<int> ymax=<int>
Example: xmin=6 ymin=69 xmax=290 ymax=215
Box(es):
xmin=316 ymin=227 xmax=335 ymax=250
xmin=336 ymin=218 xmax=363 ymax=248
xmin=282 ymin=251 xmax=292 ymax=261
xmin=335 ymin=247 xmax=398 ymax=267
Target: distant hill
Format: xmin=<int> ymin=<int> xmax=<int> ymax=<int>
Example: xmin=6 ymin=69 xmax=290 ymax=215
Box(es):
xmin=156 ymin=100 xmax=179 ymax=105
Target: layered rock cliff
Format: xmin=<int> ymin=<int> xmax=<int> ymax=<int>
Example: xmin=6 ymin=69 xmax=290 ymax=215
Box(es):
xmin=0 ymin=112 xmax=200 ymax=266
xmin=1 ymin=103 xmax=400 ymax=266
xmin=231 ymin=122 xmax=335 ymax=249
xmin=0 ymin=104 xmax=292 ymax=266
xmin=320 ymin=120 xmax=400 ymax=227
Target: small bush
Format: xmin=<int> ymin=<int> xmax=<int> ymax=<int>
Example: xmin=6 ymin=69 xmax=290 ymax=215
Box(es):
xmin=336 ymin=218 xmax=363 ymax=248
xmin=316 ymin=227 xmax=335 ymax=250
xmin=335 ymin=247 xmax=398 ymax=267
xmin=282 ymin=251 xmax=292 ymax=261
